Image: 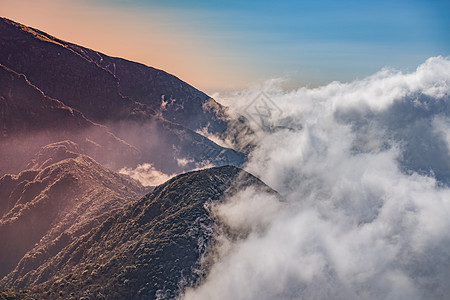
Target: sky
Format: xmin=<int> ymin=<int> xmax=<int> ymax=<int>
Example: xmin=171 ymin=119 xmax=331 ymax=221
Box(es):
xmin=1 ymin=0 xmax=449 ymax=93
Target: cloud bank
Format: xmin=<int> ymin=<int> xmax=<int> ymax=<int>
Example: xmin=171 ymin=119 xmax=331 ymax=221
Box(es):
xmin=182 ymin=56 xmax=450 ymax=300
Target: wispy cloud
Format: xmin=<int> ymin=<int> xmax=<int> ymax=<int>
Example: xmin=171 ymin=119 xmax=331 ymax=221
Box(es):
xmin=119 ymin=163 xmax=174 ymax=186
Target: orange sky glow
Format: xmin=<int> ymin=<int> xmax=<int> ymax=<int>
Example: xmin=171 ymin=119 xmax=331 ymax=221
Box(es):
xmin=0 ymin=0 xmax=257 ymax=94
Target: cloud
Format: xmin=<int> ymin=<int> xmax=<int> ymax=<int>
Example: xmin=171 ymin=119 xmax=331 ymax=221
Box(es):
xmin=181 ymin=56 xmax=450 ymax=299
xmin=119 ymin=163 xmax=174 ymax=186
xmin=177 ymin=157 xmax=194 ymax=167
xmin=212 ymin=186 xmax=283 ymax=237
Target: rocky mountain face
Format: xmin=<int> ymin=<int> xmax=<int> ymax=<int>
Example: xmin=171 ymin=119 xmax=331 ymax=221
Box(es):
xmin=0 ymin=17 xmax=244 ymax=175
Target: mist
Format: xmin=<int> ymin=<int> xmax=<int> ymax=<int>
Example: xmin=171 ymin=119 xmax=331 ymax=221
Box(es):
xmin=119 ymin=163 xmax=174 ymax=186
xmin=181 ymin=56 xmax=450 ymax=299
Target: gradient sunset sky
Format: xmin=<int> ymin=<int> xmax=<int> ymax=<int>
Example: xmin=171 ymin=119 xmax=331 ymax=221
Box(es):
xmin=1 ymin=0 xmax=449 ymax=93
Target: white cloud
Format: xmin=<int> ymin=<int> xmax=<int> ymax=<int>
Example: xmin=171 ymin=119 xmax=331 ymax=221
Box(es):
xmin=181 ymin=56 xmax=450 ymax=300
xmin=119 ymin=163 xmax=174 ymax=186
xmin=212 ymin=186 xmax=282 ymax=236
xmin=176 ymin=157 xmax=194 ymax=167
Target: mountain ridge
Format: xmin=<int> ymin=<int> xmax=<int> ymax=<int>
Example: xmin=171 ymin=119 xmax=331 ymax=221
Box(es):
xmin=0 ymin=17 xmax=246 ymax=175
xmin=0 ymin=17 xmax=227 ymax=133
xmin=1 ymin=165 xmax=279 ymax=299
xmin=0 ymin=150 xmax=146 ymax=283
xmin=0 ymin=17 xmax=227 ymax=134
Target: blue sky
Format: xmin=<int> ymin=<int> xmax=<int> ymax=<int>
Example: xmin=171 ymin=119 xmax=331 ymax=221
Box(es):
xmin=112 ymin=0 xmax=450 ymax=88
xmin=2 ymin=0 xmax=449 ymax=91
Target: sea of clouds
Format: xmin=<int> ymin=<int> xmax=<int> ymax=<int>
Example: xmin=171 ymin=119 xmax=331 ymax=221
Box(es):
xmin=182 ymin=56 xmax=450 ymax=300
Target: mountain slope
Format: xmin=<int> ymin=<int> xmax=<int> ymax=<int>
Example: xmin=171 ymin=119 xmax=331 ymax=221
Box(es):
xmin=0 ymin=17 xmax=228 ymax=132
xmin=0 ymin=17 xmax=259 ymax=300
xmin=0 ymin=18 xmax=151 ymax=123
xmin=0 ymin=64 xmax=139 ymax=176
xmin=0 ymin=152 xmax=145 ymax=282
xmin=0 ymin=17 xmax=227 ymax=134
xmin=67 ymin=46 xmax=228 ymax=134
xmin=0 ymin=17 xmax=245 ymax=174
xmin=1 ymin=166 xmax=278 ymax=299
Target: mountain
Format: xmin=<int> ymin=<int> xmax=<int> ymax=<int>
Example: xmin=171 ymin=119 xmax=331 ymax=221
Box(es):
xmin=0 ymin=63 xmax=140 ymax=176
xmin=0 ymin=17 xmax=244 ymax=175
xmin=0 ymin=17 xmax=263 ymax=300
xmin=0 ymin=148 xmax=145 ymax=282
xmin=0 ymin=18 xmax=151 ymax=123
xmin=65 ymin=41 xmax=229 ymax=134
xmin=0 ymin=165 xmax=278 ymax=299
xmin=0 ymin=17 xmax=226 ymax=133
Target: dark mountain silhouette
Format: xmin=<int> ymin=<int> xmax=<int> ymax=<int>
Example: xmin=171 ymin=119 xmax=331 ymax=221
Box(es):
xmin=0 ymin=18 xmax=151 ymax=123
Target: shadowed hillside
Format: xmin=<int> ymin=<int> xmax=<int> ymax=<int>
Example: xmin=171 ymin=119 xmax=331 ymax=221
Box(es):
xmin=0 ymin=17 xmax=245 ymax=174
xmin=0 ymin=64 xmax=140 ymax=176
xmin=1 ymin=166 xmax=278 ymax=300
xmin=0 ymin=151 xmax=145 ymax=282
